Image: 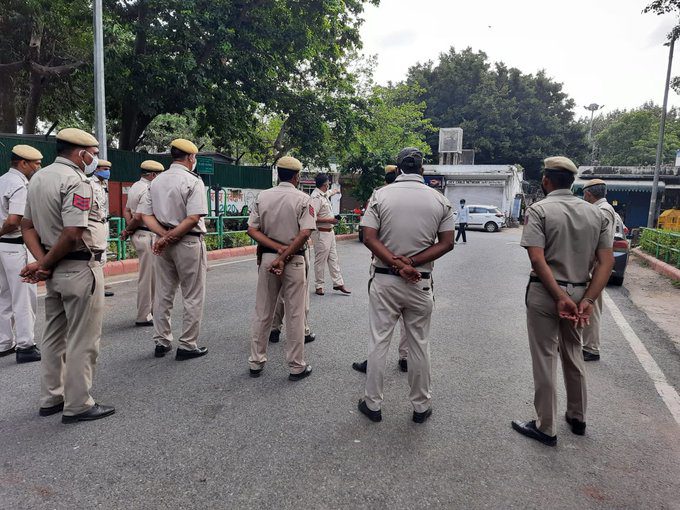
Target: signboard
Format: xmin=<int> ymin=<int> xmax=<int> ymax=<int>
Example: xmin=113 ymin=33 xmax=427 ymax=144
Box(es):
xmin=438 ymin=127 xmax=463 ymax=153
xmin=196 ymin=156 xmax=214 ymax=175
xmin=446 ymin=179 xmax=505 ymax=187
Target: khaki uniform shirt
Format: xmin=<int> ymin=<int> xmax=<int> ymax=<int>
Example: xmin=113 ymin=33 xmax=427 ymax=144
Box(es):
xmin=84 ymin=177 xmax=109 ymax=251
xmin=138 ymin=163 xmax=208 ymax=234
xmin=0 ymin=168 xmax=29 ymax=239
xmin=126 ymin=178 xmax=151 ymax=214
xmin=24 ymin=157 xmax=106 ymax=252
xmin=360 ymin=173 xmax=455 ymax=272
xmin=521 ymin=189 xmax=612 ymax=283
xmin=310 ymin=188 xmax=334 ymax=228
xmin=248 ymin=182 xmax=317 ymax=244
xmin=594 ymin=198 xmax=617 ymax=241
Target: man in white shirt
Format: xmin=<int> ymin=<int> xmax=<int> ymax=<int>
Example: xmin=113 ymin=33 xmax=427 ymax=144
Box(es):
xmin=455 ymin=199 xmax=470 ymax=244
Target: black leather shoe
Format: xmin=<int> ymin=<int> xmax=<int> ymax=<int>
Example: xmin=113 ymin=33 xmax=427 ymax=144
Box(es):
xmin=135 ymin=320 xmax=153 ymax=327
xmin=413 ymin=408 xmax=432 ymax=423
xmin=175 ymin=346 xmax=208 ymax=360
xmin=398 ymin=358 xmax=408 ymax=372
xmin=565 ymin=413 xmax=586 ymax=435
xmin=358 ymin=399 xmax=382 ymax=422
xmin=352 ymin=360 xmax=367 ymax=373
xmin=154 ymin=344 xmax=172 ymax=358
xmin=269 ymin=330 xmax=281 ymax=343
xmin=39 ymin=402 xmax=64 ymax=417
xmin=62 ymin=403 xmax=115 ymax=424
xmin=250 ymin=368 xmax=263 ymax=378
xmin=105 ymin=290 xmax=114 ymax=297
xmin=583 ymin=350 xmax=600 ymax=362
xmin=0 ymin=345 xmax=16 ymax=357
xmin=289 ymin=365 xmax=312 ymax=381
xmin=511 ymin=420 xmax=557 ymax=446
xmin=304 ymin=333 xmax=316 ymax=344
xmin=16 ymin=345 xmax=41 ymax=363
xmin=333 ymin=285 xmax=352 ymax=295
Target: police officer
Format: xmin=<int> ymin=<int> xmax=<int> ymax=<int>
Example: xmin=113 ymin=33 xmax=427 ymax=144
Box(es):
xmin=352 ymin=164 xmax=408 ymax=374
xmin=358 ymin=148 xmax=455 ymax=424
xmin=310 ymin=173 xmax=350 ymax=295
xmin=512 ymin=157 xmax=614 ymax=446
xmin=247 ymin=156 xmax=316 ymax=380
xmin=121 ymin=160 xmax=165 ymax=327
xmin=581 ymin=179 xmax=617 ymax=362
xmin=0 ymin=145 xmax=42 ymax=363
xmin=92 ymin=159 xmax=114 ymax=297
xmin=139 ymin=139 xmax=209 ymax=360
xmin=269 ymin=244 xmax=316 ymax=344
xmin=20 ymin=128 xmax=114 ymax=423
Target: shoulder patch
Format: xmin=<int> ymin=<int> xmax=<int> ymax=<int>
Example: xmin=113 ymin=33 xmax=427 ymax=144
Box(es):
xmin=309 ymin=204 xmax=315 ymax=216
xmin=72 ymin=194 xmax=91 ymax=211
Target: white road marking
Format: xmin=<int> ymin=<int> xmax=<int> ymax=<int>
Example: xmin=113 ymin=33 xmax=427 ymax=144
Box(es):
xmin=603 ymin=291 xmax=680 ymax=426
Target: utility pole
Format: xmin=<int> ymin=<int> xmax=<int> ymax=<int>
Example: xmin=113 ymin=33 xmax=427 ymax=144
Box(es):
xmin=93 ymin=0 xmax=107 ymax=159
xmin=584 ymin=103 xmax=603 ymax=165
xmin=648 ymin=34 xmax=676 ymax=228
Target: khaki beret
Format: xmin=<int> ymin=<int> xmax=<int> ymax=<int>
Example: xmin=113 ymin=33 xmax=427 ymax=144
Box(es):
xmin=582 ymin=178 xmax=606 ymax=190
xmin=140 ymin=160 xmax=165 ymax=172
xmin=97 ymin=159 xmax=112 ymax=168
xmin=56 ymin=128 xmax=99 ymax=147
xmin=385 ymin=165 xmax=398 ymax=174
xmin=543 ymin=156 xmax=578 ymax=174
xmin=170 ymin=138 xmax=198 ymax=154
xmin=11 ymin=144 xmax=43 ymax=161
xmin=276 ymin=156 xmax=303 ymax=172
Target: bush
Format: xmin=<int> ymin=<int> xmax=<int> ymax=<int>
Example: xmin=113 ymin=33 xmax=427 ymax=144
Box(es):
xmin=640 ymin=228 xmax=680 ymax=266
xmin=335 ymin=217 xmax=351 ymax=235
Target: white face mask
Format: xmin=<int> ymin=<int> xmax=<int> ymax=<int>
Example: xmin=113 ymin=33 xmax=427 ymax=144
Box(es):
xmin=81 ymin=151 xmax=99 ymax=175
xmin=191 ymin=157 xmax=197 ymax=172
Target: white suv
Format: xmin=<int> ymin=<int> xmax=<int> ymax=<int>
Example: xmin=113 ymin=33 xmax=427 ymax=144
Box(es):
xmin=455 ymin=205 xmax=506 ymax=232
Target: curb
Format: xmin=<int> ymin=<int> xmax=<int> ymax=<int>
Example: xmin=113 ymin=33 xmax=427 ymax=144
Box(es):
xmin=103 ymin=232 xmax=360 ymax=278
xmin=631 ymin=247 xmax=680 ymax=282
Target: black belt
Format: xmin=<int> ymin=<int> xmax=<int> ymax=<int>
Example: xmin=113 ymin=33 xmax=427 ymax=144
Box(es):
xmin=63 ymin=251 xmax=102 ymax=262
xmin=529 ymin=276 xmax=588 ymax=286
xmin=259 ymin=246 xmax=305 ymax=257
xmin=160 ymin=223 xmax=203 ymax=237
xmin=136 ymin=226 xmax=151 ymax=232
xmin=374 ymin=267 xmax=431 ymax=279
xmin=0 ymin=237 xmax=23 ymax=244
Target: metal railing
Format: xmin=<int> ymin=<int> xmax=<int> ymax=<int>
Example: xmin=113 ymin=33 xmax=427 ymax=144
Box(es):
xmin=106 ymin=213 xmax=361 ymax=261
xmin=639 ymin=228 xmax=680 ymax=268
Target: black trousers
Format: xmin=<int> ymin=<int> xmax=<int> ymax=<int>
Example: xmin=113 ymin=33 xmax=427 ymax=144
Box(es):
xmin=455 ymin=223 xmax=467 ymax=242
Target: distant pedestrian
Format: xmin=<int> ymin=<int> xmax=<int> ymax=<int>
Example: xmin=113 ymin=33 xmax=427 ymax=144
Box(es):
xmin=0 ymin=145 xmax=42 ymax=364
xmin=139 ymin=139 xmax=209 ymax=361
xmin=310 ymin=174 xmax=351 ymax=295
xmin=455 ymin=199 xmax=469 ymax=243
xmin=512 ymin=157 xmax=614 ymax=446
xmin=247 ymin=156 xmax=316 ymax=380
xmin=121 ymin=160 xmax=165 ymax=327
xmin=581 ymin=179 xmax=617 ymax=362
xmin=358 ymin=148 xmax=454 ymax=424
xmin=21 ymin=128 xmax=114 ymax=423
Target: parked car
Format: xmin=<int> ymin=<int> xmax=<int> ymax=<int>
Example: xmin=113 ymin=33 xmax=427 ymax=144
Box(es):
xmin=610 ymin=226 xmax=630 ymax=286
xmin=455 ymin=205 xmax=506 ymax=232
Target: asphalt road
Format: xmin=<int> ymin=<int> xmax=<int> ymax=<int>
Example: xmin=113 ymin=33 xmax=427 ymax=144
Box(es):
xmin=1 ymin=229 xmax=679 ymax=509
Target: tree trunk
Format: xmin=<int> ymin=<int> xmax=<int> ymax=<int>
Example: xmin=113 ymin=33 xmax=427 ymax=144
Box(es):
xmin=22 ymin=20 xmax=44 ymax=134
xmin=0 ymin=71 xmax=17 ymax=133
xmin=119 ymin=101 xmax=153 ymax=150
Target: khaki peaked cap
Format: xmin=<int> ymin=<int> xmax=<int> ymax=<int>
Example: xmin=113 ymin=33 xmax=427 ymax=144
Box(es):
xmin=140 ymin=160 xmax=165 ymax=172
xmin=385 ymin=165 xmax=398 ymax=174
xmin=582 ymin=178 xmax=606 ymax=190
xmin=56 ymin=128 xmax=99 ymax=147
xmin=543 ymin=156 xmax=578 ymax=175
xmin=11 ymin=144 xmax=43 ymax=161
xmin=276 ymin=156 xmax=303 ymax=172
xmin=97 ymin=159 xmax=112 ymax=168
xmin=170 ymin=138 xmax=198 ymax=154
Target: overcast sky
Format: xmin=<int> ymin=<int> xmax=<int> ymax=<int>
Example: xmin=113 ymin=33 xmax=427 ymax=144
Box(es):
xmin=359 ymin=0 xmax=680 ymax=119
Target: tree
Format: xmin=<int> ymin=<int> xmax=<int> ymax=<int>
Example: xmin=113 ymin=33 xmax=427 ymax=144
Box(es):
xmin=0 ymin=0 xmax=91 ymax=133
xmin=406 ymin=48 xmax=589 ymax=179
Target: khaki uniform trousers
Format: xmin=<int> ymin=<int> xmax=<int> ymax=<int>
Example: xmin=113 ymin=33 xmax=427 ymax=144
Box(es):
xmin=152 ymin=237 xmax=207 ymax=350
xmin=131 ymin=230 xmax=156 ymax=322
xmin=365 ymin=273 xmax=434 ymax=413
xmin=249 ymin=252 xmax=307 ymax=374
xmin=41 ymin=259 xmax=104 ymax=416
xmin=396 ymin=316 xmax=408 ymax=360
xmin=526 ymin=282 xmax=587 ymax=436
xmin=312 ymin=230 xmax=344 ymax=289
xmin=0 ymin=243 xmax=37 ymax=350
xmin=581 ymin=293 xmax=603 ymax=355
xmin=272 ymin=248 xmax=311 ymax=335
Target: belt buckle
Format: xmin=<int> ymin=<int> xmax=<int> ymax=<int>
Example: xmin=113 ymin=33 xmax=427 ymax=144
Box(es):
xmin=566 ymin=283 xmax=574 ymax=295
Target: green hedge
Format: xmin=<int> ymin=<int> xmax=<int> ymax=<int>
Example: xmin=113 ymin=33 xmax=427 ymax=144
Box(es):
xmin=640 ymin=228 xmax=680 ymax=267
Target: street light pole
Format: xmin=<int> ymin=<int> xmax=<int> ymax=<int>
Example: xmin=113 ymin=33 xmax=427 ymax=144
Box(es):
xmin=93 ymin=0 xmax=107 ymax=159
xmin=647 ymin=35 xmax=676 ymax=228
xmin=584 ymin=103 xmax=603 ymax=165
